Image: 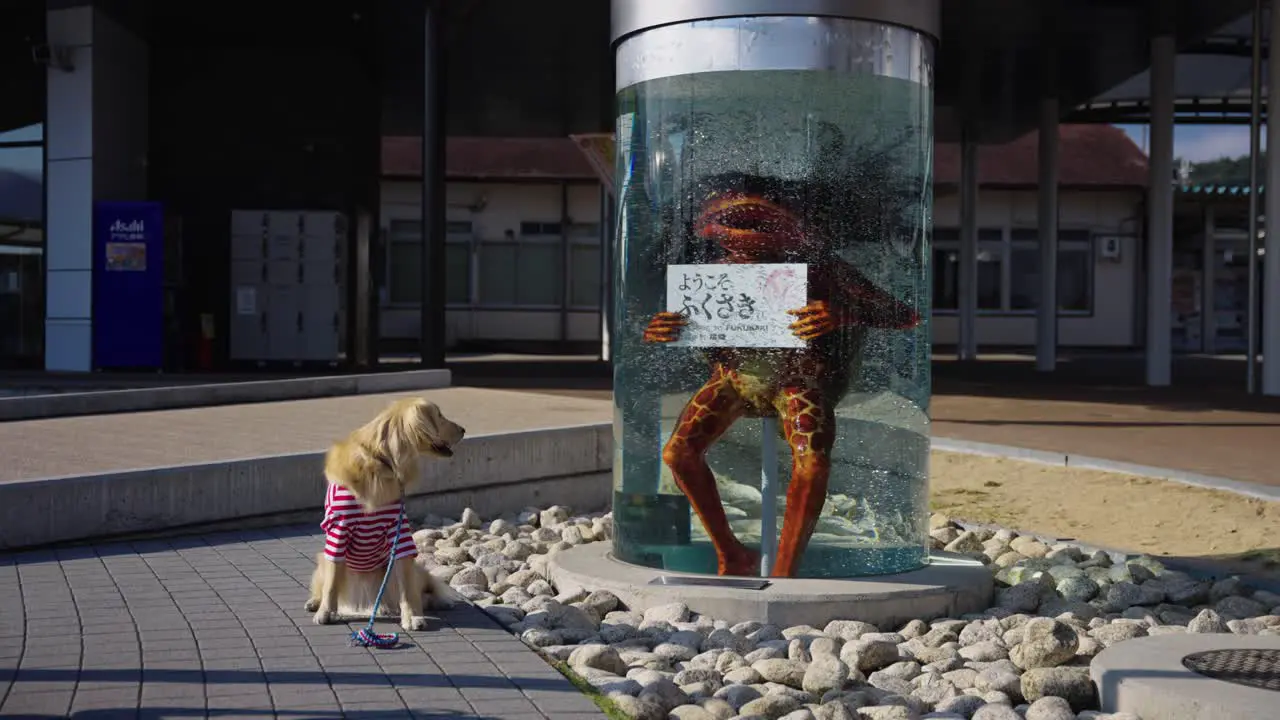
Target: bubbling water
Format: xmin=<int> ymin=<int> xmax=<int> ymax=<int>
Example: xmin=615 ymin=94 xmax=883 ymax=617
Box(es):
xmin=612 ymin=68 xmax=933 ymax=578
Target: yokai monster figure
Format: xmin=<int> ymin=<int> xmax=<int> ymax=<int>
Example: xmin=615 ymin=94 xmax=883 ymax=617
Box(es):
xmin=643 ymin=175 xmax=921 ymax=578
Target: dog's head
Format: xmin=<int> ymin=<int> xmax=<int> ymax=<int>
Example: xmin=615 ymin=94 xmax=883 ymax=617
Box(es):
xmin=389 ymin=397 xmax=466 ymax=459
xmin=325 ymin=398 xmax=466 ymax=508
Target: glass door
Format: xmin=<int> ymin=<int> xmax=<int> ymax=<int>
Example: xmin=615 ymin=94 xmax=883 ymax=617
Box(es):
xmin=0 ymin=131 xmax=44 ymax=368
xmin=1213 ymin=237 xmax=1251 ymax=353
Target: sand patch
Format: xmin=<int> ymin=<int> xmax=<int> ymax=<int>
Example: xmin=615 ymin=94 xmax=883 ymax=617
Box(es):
xmin=930 ymin=450 xmax=1280 ymax=573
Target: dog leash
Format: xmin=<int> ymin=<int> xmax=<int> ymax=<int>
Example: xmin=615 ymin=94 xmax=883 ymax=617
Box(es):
xmin=350 ymin=493 xmax=407 ymax=649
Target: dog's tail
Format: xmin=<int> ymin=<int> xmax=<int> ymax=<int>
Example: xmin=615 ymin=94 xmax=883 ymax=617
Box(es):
xmin=424 ymin=571 xmax=464 ymax=610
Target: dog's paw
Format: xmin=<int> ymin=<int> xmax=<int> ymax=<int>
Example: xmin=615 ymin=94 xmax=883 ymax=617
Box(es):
xmin=303 ymin=598 xmax=320 ymax=613
xmin=312 ymin=609 xmax=337 ymax=625
xmin=401 ymin=615 xmax=428 ymax=632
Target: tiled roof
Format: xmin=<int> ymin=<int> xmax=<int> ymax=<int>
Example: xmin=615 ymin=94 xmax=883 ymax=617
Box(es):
xmin=384 ymin=124 xmax=1149 ymax=188
xmin=933 ymin=124 xmax=1149 ymax=189
xmin=382 ymin=136 xmax=597 ymax=181
xmin=1177 ymin=183 xmax=1264 ymax=196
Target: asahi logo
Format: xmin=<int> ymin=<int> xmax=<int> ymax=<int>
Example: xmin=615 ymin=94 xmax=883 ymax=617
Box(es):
xmin=110 ymin=219 xmax=145 ymax=233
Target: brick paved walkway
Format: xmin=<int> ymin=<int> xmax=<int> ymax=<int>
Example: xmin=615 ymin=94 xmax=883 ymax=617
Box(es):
xmin=0 ymin=525 xmax=605 ymax=720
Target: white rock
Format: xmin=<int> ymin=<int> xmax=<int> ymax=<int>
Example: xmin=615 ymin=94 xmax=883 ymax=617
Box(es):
xmin=645 ymin=602 xmax=692 ymax=625
xmin=539 ymin=505 xmax=570 ymax=528
xmin=569 ymin=644 xmax=628 ymax=675
xmin=856 ymin=705 xmax=920 ymax=720
xmin=970 ymin=704 xmax=1021 ymax=719
xmin=1009 ymin=619 xmax=1077 ymax=670
xmin=561 ymin=525 xmax=586 ymax=545
xmin=638 ymin=677 xmax=690 ymax=712
xmin=803 ymin=656 xmax=851 ymax=696
xmin=753 ymin=658 xmax=808 ymax=689
xmin=1023 ymin=695 xmax=1074 ymax=720
xmin=714 ymin=682 xmax=763 ymax=710
xmin=449 ymin=566 xmax=488 ymax=590
xmin=724 ymin=666 xmax=764 ymax=685
xmin=611 ymin=694 xmax=666 ymax=720
xmin=933 ymin=694 xmax=986 ymax=717
xmin=740 ymin=694 xmax=804 ymax=718
xmin=1187 ymin=608 xmax=1231 ymax=634
xmin=459 ymin=508 xmax=482 ymax=529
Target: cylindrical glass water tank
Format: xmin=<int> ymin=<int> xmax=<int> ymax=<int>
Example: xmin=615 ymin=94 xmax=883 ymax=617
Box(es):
xmin=609 ymin=1 xmax=938 ymax=580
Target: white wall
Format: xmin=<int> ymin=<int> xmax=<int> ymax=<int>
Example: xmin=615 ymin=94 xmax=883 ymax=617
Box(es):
xmin=380 ymin=180 xmax=603 ymax=347
xmin=44 ymin=6 xmax=150 ymax=371
xmin=382 ymin=180 xmax=1143 ymax=349
xmin=931 ymin=189 xmax=1143 ymax=348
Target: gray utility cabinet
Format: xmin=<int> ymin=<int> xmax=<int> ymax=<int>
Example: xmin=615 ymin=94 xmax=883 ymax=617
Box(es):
xmin=229 ymin=209 xmax=348 ymax=363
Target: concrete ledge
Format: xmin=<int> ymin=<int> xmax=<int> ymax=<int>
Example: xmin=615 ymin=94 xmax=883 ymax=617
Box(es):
xmin=0 ymin=368 xmax=452 ymax=421
xmin=0 ymin=422 xmax=611 ymax=550
xmin=549 ymin=543 xmax=994 ymax=628
xmin=1091 ymin=633 xmax=1280 ymax=720
xmin=931 ymin=436 xmax=1280 ymax=503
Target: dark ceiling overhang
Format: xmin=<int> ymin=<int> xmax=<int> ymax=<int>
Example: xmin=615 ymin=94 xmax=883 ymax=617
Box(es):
xmin=1 ymin=0 xmax=1262 ymax=143
xmin=1069 ymin=7 xmax=1271 ymax=126
xmin=0 ymin=1 xmax=44 ymax=136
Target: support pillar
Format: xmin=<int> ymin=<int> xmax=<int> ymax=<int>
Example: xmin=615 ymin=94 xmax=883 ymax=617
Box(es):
xmin=1202 ymin=206 xmax=1217 ymax=354
xmin=600 ymin=185 xmax=614 ymax=362
xmin=1246 ymin=0 xmax=1264 ymax=391
xmin=958 ymin=129 xmax=979 ymax=361
xmin=419 ymin=0 xmax=447 ymax=368
xmin=1145 ymin=33 xmax=1176 ymax=387
xmin=1263 ymin=0 xmax=1280 ymax=395
xmin=43 ymin=4 xmax=149 ymax=371
xmin=1036 ymin=97 xmax=1060 ymax=372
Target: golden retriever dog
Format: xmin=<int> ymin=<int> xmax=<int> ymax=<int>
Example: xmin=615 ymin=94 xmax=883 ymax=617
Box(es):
xmin=305 ymin=397 xmax=466 ymax=631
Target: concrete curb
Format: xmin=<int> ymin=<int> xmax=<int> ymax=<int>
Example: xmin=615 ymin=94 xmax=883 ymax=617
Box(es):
xmin=0 ymin=421 xmax=611 ymax=550
xmin=0 ymin=368 xmax=453 ymax=422
xmin=550 ymin=544 xmax=994 ymax=629
xmin=931 ymin=436 xmax=1280 ymax=503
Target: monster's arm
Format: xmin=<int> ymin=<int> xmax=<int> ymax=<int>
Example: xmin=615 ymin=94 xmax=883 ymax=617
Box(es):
xmin=824 ymin=256 xmax=920 ymax=330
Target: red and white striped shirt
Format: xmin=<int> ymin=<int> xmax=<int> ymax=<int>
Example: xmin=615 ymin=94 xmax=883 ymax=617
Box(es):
xmin=321 ymin=484 xmax=417 ymax=573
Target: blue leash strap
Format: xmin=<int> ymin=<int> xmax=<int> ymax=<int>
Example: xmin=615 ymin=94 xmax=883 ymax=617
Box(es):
xmin=350 ymin=495 xmax=407 ymax=649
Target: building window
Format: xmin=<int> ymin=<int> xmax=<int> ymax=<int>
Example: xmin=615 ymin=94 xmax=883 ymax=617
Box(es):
xmin=386 ymin=219 xmax=471 ymax=305
xmin=1008 ymin=229 xmax=1093 ymax=313
xmin=569 ymin=222 xmax=602 ymax=308
xmin=520 ymin=221 xmax=563 ymax=237
xmin=933 ymin=227 xmax=1094 ymax=315
xmin=0 ymin=124 xmax=45 ymax=367
xmin=478 ymin=223 xmax=562 ymax=306
xmin=932 ymin=228 xmax=1004 ymax=311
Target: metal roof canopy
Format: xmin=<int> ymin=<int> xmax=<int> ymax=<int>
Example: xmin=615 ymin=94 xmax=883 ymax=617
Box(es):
xmin=0 ymin=0 xmax=1263 ymax=142
xmin=1071 ymin=8 xmax=1274 ymax=124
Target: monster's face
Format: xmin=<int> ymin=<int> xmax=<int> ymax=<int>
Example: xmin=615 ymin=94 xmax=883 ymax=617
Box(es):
xmin=694 ymin=191 xmax=809 ymax=260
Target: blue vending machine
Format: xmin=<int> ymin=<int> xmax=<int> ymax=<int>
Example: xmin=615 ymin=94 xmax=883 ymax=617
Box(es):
xmin=92 ymin=201 xmax=165 ymax=370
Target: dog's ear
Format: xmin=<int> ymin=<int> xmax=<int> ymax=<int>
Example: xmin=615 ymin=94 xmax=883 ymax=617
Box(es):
xmin=393 ymin=398 xmax=447 ymax=454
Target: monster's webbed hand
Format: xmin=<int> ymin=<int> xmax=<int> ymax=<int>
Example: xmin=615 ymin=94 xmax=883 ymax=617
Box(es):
xmin=787 ymin=301 xmax=839 ymax=341
xmin=643 ymin=312 xmax=687 ymax=343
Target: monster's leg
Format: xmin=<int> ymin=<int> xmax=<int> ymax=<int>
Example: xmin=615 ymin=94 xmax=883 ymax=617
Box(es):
xmin=661 ymin=368 xmax=758 ymax=576
xmin=771 ymin=385 xmax=836 ymax=578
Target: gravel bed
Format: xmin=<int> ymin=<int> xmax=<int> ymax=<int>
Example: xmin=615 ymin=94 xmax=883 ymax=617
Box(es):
xmin=411 ymin=507 xmax=1280 ymax=720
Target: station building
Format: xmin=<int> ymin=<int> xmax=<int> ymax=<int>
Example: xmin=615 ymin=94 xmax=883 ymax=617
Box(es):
xmin=1 ymin=0 xmax=1275 ymax=393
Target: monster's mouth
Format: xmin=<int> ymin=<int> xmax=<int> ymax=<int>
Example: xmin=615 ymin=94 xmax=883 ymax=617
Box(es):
xmin=697 ymin=194 xmax=798 ymax=238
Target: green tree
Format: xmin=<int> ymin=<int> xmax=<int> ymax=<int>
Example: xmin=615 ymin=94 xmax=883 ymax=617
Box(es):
xmin=1188 ymin=154 xmax=1265 ymax=186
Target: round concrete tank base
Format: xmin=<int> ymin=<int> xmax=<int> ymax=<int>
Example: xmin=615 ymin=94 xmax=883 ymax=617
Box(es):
xmin=547 ymin=544 xmax=994 ymax=629
xmin=1091 ymin=634 xmax=1280 ymax=720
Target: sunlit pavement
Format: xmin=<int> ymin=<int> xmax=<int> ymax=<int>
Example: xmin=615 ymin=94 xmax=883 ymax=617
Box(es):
xmin=0 ymin=525 xmax=605 ymax=719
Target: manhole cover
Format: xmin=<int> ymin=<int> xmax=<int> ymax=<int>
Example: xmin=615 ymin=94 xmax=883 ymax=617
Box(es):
xmin=1182 ymin=649 xmax=1280 ymax=692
